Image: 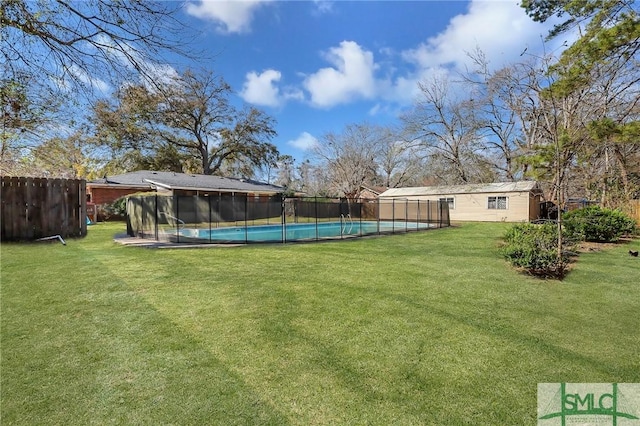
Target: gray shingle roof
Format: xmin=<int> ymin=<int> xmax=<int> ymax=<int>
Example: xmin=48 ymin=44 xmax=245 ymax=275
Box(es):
xmin=90 ymin=171 xmax=284 ymax=194
xmin=379 ymin=181 xmax=540 ymax=197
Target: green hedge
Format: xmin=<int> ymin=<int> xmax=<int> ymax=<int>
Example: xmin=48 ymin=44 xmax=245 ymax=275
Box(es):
xmin=563 ymin=206 xmax=636 ymax=242
xmin=104 ymin=196 xmax=128 ymax=218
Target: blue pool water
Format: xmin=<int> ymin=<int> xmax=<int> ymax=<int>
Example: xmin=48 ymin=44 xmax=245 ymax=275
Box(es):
xmin=179 ymin=221 xmax=431 ymax=243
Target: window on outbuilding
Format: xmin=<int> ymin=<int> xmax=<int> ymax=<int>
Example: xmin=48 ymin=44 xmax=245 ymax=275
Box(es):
xmin=488 ymin=196 xmax=508 ymax=210
xmin=439 ymin=197 xmax=455 ymax=210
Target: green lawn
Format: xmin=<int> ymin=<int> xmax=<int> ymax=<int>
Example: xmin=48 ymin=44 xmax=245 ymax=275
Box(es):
xmin=2 ymin=222 xmax=639 ymax=425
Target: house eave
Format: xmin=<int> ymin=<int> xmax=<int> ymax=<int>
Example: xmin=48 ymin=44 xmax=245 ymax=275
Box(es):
xmin=87 ymin=183 xmax=151 ymax=190
xmin=143 ymin=179 xmax=282 ymax=195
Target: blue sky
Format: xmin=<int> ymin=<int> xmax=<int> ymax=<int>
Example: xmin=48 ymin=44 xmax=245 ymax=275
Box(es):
xmin=173 ymin=1 xmax=561 ymax=163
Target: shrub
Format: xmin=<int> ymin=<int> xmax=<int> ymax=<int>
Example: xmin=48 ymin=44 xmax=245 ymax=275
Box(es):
xmin=99 ymin=196 xmax=128 ymax=221
xmin=563 ymin=206 xmax=637 ymax=242
xmin=502 ymin=222 xmax=572 ymax=279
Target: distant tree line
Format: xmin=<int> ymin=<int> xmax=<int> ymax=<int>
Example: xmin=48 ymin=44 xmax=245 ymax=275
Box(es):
xmin=2 ymin=0 xmax=638 ymax=211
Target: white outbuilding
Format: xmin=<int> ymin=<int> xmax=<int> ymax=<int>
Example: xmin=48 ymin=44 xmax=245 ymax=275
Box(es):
xmin=379 ymin=181 xmax=543 ymax=222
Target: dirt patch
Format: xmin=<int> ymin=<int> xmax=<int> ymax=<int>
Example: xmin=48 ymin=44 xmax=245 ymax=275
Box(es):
xmin=576 ymin=237 xmax=636 ymax=253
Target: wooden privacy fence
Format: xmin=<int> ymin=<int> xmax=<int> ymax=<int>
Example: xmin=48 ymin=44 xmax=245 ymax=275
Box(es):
xmin=1 ymin=176 xmax=87 ymax=241
xmin=629 ymin=199 xmax=640 ymax=225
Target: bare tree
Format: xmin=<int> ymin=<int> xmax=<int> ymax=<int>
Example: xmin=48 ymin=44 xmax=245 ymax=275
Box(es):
xmin=464 ymin=49 xmax=542 ymax=181
xmin=313 ymin=123 xmax=384 ymax=197
xmin=297 ymin=160 xmax=332 ymax=197
xmin=1 ymin=1 xmax=193 ymax=93
xmin=571 ymin=51 xmax=640 ymax=206
xmin=375 ymin=127 xmax=426 ymax=188
xmin=402 ymin=73 xmax=493 ymax=185
xmin=272 ymin=155 xmax=296 ymax=189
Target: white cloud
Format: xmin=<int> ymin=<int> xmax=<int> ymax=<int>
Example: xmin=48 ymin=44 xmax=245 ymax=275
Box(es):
xmin=282 ymin=87 xmax=305 ymax=103
xmin=240 ymin=69 xmax=304 ymax=107
xmin=240 ymin=69 xmax=282 ymax=107
xmin=298 ymin=2 xmax=558 ymax=110
xmin=312 ymin=0 xmax=334 ymax=15
xmin=70 ymin=65 xmax=111 ymax=93
xmin=379 ymin=0 xmax=562 ymax=106
xmin=138 ymin=62 xmax=181 ymax=90
xmin=288 ymin=132 xmax=318 ymax=151
xmin=185 ymin=0 xmax=272 ymax=34
xmin=93 ymin=34 xmax=180 ymax=90
xmin=54 ymin=64 xmax=111 ymax=94
xmin=303 ymin=41 xmax=378 ymax=108
xmin=402 ymin=0 xmax=550 ymax=71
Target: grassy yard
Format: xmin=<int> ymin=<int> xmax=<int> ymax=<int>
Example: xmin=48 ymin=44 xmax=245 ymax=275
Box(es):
xmin=1 ymin=222 xmax=639 ymax=425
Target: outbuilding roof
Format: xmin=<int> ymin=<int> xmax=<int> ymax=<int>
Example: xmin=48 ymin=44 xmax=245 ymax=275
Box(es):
xmin=89 ymin=170 xmax=284 ymax=194
xmin=379 ymin=181 xmax=540 ymax=198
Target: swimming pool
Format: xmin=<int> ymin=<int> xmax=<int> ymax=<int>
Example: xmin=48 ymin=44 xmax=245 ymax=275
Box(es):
xmin=178 ymin=221 xmax=433 ymax=243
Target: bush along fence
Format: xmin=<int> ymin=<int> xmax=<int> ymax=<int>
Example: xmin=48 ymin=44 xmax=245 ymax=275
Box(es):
xmin=1 ymin=176 xmax=87 ymax=241
xmin=126 ymin=194 xmax=450 ymax=244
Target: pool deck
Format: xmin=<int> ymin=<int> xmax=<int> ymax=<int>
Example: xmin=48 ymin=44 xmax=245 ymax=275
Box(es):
xmin=112 ymin=232 xmax=372 ymax=248
xmin=113 ymin=233 xmax=243 ymax=249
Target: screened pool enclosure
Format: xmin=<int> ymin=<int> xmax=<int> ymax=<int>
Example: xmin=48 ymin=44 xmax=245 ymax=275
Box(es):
xmin=126 ymin=194 xmax=450 ymax=244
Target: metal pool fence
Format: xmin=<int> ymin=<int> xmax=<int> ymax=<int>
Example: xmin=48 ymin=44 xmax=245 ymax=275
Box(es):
xmin=126 ymin=194 xmax=450 ymax=244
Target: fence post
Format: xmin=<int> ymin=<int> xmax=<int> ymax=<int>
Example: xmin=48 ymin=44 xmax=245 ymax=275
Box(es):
xmin=216 ymin=193 xmax=221 ymax=230
xmin=266 ymin=195 xmax=271 ymax=226
xmin=359 ymin=201 xmax=362 ymax=236
xmin=193 ymin=195 xmax=198 ymax=226
xmin=153 ymin=195 xmax=157 ymax=240
xmin=377 ymin=198 xmax=380 ymax=235
xmin=405 ymin=199 xmax=408 ymax=232
xmin=281 ymin=195 xmax=286 ymax=243
xmin=141 ymin=195 xmax=145 ymax=238
xmin=79 ymin=179 xmax=87 ymax=237
xmin=313 ymin=197 xmax=318 ymax=240
xmin=245 ymin=195 xmax=248 ymax=243
xmin=175 ymin=194 xmax=180 ymax=243
xmin=392 ymin=199 xmax=396 ymax=233
xmin=340 ymin=200 xmax=344 ymax=239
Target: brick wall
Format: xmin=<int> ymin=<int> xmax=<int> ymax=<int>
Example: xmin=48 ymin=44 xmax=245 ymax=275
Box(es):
xmin=88 ymin=187 xmax=150 ymax=205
